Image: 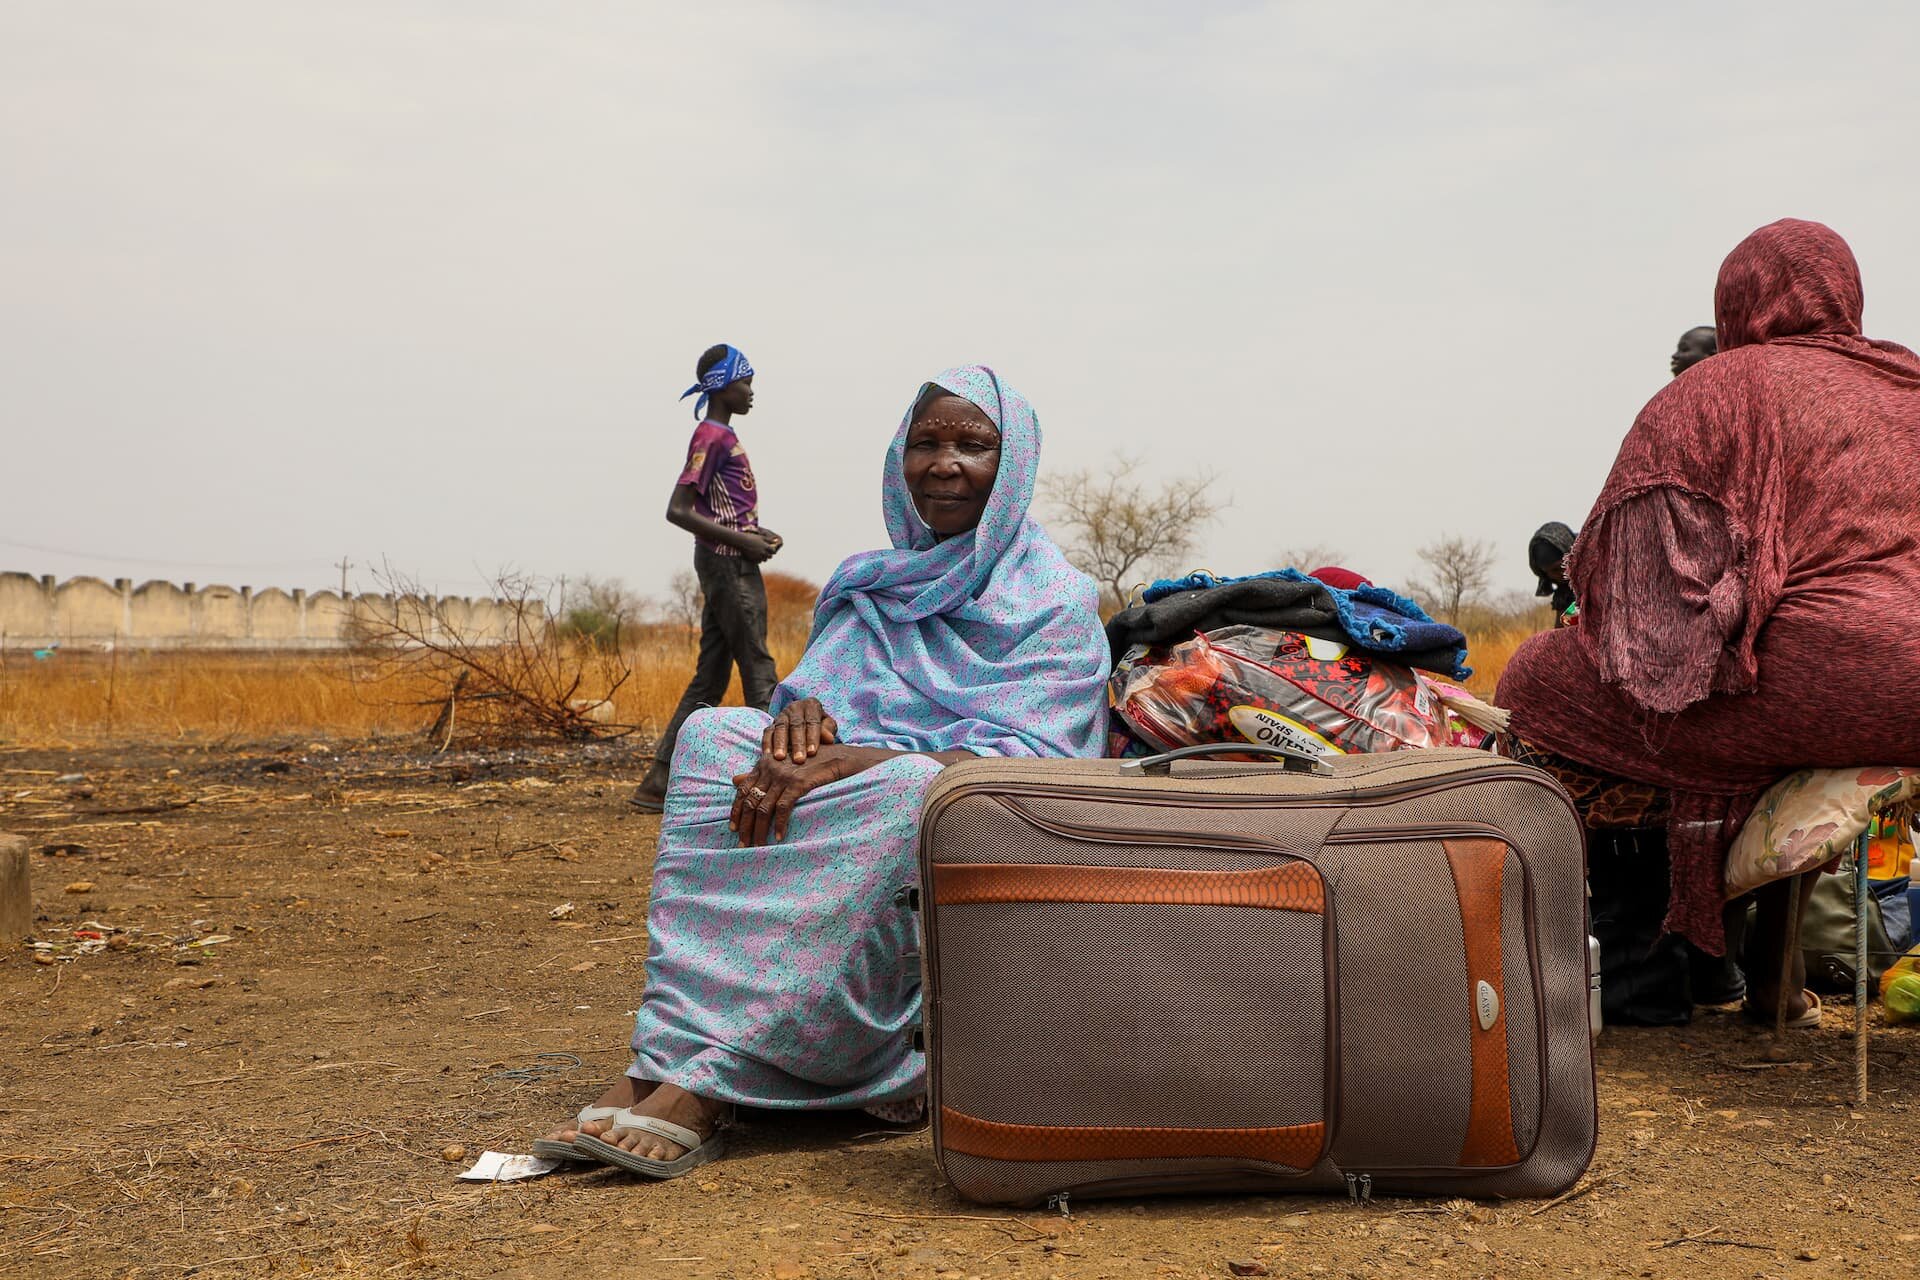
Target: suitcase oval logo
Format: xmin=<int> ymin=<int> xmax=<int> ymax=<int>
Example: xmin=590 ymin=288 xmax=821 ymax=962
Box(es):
xmin=1227 ymin=705 xmax=1344 ymax=759
xmin=1476 ymin=980 xmax=1500 ymax=1031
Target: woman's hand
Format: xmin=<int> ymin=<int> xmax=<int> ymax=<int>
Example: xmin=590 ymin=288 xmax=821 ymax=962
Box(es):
xmin=762 ymin=697 xmax=838 ymax=763
xmin=730 ymin=747 xmax=849 ymax=846
xmin=730 ymin=742 xmax=974 ymax=846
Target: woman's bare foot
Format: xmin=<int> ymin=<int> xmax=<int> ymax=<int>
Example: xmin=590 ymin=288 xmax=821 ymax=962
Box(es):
xmin=541 ymin=1076 xmax=656 ymax=1146
xmin=600 ymin=1083 xmax=726 ymax=1160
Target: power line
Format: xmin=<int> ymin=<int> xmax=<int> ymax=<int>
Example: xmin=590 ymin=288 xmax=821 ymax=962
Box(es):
xmin=0 ymin=534 xmax=325 ymax=573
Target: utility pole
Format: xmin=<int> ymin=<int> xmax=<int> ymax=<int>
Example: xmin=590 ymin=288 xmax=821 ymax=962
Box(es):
xmin=335 ymin=557 xmax=352 ymax=597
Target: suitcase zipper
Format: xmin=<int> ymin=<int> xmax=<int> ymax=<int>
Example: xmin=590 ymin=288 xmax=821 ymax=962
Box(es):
xmin=925 ymin=764 xmax=1577 ymax=832
xmin=1344 ymin=1172 xmax=1373 ymax=1203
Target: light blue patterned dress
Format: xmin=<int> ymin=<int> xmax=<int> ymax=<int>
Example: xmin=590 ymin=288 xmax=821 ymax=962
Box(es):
xmin=627 ymin=367 xmax=1110 ymax=1109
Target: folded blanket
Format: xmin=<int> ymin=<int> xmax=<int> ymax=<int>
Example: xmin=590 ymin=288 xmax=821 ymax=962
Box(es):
xmin=1112 ymin=569 xmax=1470 ymax=678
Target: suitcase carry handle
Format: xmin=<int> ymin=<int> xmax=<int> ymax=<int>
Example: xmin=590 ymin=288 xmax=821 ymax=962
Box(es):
xmin=1122 ymin=742 xmax=1333 ymax=777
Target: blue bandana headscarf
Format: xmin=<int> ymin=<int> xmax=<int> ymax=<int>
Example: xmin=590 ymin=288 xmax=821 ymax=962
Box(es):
xmin=680 ymin=345 xmax=753 ymax=418
xmin=771 ymin=366 xmax=1110 ymax=758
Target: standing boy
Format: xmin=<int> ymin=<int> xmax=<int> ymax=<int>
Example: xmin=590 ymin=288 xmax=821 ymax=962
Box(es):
xmin=630 ymin=344 xmax=783 ymax=812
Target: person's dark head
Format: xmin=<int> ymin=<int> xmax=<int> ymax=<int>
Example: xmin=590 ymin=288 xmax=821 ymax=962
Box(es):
xmin=904 ymin=388 xmax=1001 ymax=538
xmin=696 ymin=344 xmax=755 ymax=417
xmin=1670 ymin=326 xmax=1717 ymax=378
xmin=1529 ymin=521 xmax=1576 ymax=591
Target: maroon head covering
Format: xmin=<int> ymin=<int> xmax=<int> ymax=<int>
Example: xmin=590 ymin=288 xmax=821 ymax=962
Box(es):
xmin=1715 ymin=217 xmax=1864 ymax=352
xmin=1502 ymin=219 xmax=1920 ymax=950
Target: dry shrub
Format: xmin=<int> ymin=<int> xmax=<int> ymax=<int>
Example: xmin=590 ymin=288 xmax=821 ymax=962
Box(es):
xmin=763 ymin=570 xmax=818 ymax=650
xmin=347 ymin=569 xmax=637 ymax=746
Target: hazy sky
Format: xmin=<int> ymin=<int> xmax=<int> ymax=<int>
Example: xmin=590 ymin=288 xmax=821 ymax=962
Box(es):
xmin=6 ymin=3 xmax=1920 ymax=606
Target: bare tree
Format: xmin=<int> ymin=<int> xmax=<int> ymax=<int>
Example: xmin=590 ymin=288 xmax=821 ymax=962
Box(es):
xmin=1411 ymin=535 xmax=1499 ymax=624
xmin=559 ymin=574 xmax=640 ymax=650
xmin=1274 ymin=544 xmax=1346 ymax=573
xmin=1041 ymin=454 xmax=1226 ymax=611
xmin=352 ymin=564 xmax=635 ymax=747
xmin=665 ymin=569 xmax=703 ymax=639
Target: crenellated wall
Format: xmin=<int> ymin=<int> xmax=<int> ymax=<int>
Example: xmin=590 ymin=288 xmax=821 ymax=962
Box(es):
xmin=0 ymin=573 xmax=525 ymax=650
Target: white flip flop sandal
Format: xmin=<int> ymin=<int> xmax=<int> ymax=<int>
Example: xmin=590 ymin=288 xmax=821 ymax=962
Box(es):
xmin=529 ymin=1105 xmax=624 ymax=1163
xmin=575 ymin=1106 xmax=728 ymax=1179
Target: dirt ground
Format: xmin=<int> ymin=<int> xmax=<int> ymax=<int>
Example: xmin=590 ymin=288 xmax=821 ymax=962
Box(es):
xmin=2 ymin=738 xmax=1916 ymax=1280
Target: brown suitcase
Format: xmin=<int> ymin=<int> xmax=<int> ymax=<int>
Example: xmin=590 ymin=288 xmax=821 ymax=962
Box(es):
xmin=914 ymin=743 xmax=1597 ymax=1207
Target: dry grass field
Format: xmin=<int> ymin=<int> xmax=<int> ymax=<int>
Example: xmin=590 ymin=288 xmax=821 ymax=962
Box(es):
xmin=0 ymin=614 xmax=1534 ymax=749
xmin=0 ymin=632 xmax=809 ymax=748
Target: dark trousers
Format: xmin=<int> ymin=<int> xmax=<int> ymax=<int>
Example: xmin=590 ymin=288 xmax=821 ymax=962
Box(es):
xmin=641 ymin=547 xmax=779 ymax=791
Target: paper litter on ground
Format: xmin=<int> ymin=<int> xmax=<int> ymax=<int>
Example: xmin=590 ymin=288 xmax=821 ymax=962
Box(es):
xmin=457 ymin=1151 xmax=560 ymax=1182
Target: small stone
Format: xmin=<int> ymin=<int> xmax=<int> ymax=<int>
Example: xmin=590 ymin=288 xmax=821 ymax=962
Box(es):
xmin=1714 ymin=1109 xmax=1739 ymax=1120
xmin=771 ymin=1263 xmax=810 ymax=1280
xmin=33 ymin=952 xmax=57 ymax=966
xmin=65 ymin=881 xmax=96 ymax=894
xmin=568 ymin=960 xmax=596 ymax=973
xmin=525 ymin=1224 xmax=561 ymax=1234
xmin=441 ymin=1144 xmax=466 ymax=1163
xmin=699 ymin=1180 xmax=720 ymax=1193
xmin=1625 ymin=1110 xmax=1660 ymax=1118
xmin=1228 ymin=1263 xmax=1273 ymax=1277
xmin=1797 ymin=1248 xmax=1820 ymax=1262
xmin=231 ymin=1178 xmax=254 ymax=1199
xmin=549 ymin=902 xmax=576 ymax=920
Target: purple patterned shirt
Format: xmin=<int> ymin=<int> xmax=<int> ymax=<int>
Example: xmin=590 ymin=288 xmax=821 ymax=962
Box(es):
xmin=676 ymin=420 xmax=760 ymax=556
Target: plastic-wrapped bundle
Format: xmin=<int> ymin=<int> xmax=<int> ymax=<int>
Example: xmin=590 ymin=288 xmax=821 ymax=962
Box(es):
xmin=1109 ymin=625 xmax=1499 ymax=759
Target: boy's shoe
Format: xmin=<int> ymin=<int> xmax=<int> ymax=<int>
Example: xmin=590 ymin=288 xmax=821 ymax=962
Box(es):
xmin=627 ymin=785 xmax=666 ymax=813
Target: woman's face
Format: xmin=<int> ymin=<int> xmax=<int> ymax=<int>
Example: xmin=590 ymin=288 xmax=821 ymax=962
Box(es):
xmin=904 ymin=393 xmax=1001 ymax=537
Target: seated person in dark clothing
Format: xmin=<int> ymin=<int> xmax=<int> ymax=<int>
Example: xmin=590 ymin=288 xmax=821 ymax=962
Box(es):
xmin=1528 ymin=522 xmax=1577 ymax=626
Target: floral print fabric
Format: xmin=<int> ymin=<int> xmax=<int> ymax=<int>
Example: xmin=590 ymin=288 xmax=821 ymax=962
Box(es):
xmin=1724 ymin=766 xmax=1920 ymax=896
xmin=627 ymin=707 xmax=939 ymax=1108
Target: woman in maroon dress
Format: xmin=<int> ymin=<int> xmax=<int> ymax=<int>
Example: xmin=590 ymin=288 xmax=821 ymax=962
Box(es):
xmin=1499 ymin=219 xmax=1920 ymax=1022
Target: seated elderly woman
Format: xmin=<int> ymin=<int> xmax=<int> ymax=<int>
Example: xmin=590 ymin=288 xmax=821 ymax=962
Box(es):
xmin=1499 ymin=219 xmax=1920 ymax=1025
xmin=536 ymin=366 xmax=1109 ymax=1176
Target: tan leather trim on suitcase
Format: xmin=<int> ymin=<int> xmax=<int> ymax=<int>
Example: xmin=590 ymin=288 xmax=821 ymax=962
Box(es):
xmin=929 ymin=861 xmax=1323 ymax=913
xmin=941 ymin=1107 xmax=1326 ymax=1167
xmin=1443 ymin=838 xmax=1521 ymax=1167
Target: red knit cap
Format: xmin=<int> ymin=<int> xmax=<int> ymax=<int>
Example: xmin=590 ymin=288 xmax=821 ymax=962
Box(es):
xmin=1308 ymin=566 xmax=1372 ymax=592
